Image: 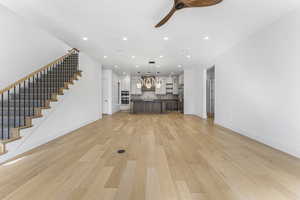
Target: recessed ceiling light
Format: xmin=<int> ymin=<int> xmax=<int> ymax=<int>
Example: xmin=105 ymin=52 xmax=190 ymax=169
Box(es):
xmin=203 ymin=36 xmax=209 ymax=40
xmin=159 ymin=55 xmax=164 ymax=58
xmin=82 ymin=37 xmax=88 ymax=41
xmin=178 ymin=65 xmax=182 ymax=68
xmin=103 ymin=56 xmax=107 ymax=59
xmin=186 ymin=55 xmax=191 ymax=59
xmin=131 ymin=56 xmax=135 ymax=59
xmin=122 ymin=37 xmax=128 ymax=41
xmin=163 ymin=37 xmax=169 ymax=41
xmin=114 ymin=65 xmax=118 ymax=68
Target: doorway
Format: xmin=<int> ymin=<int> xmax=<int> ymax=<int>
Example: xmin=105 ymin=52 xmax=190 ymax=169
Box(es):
xmin=206 ymin=66 xmax=215 ymax=119
xmin=102 ymin=76 xmax=109 ymax=115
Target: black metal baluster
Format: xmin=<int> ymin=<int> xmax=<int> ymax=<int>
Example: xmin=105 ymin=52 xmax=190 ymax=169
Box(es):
xmin=23 ymin=81 xmax=26 ymax=123
xmin=60 ymin=62 xmax=63 ymax=89
xmin=76 ymin=53 xmax=80 ymax=71
xmin=14 ymin=86 xmax=16 ymax=128
xmin=43 ymin=71 xmax=45 ymax=107
xmin=55 ymin=64 xmax=57 ymax=94
xmin=46 ymin=69 xmax=48 ymax=103
xmin=57 ymin=63 xmax=59 ymax=89
xmin=69 ymin=55 xmax=72 ymax=78
xmin=60 ymin=60 xmax=65 ymax=87
xmin=74 ymin=54 xmax=76 ymax=72
xmin=29 ymin=78 xmax=31 ymax=117
xmin=69 ymin=55 xmax=71 ymax=79
xmin=33 ymin=75 xmax=35 ymax=111
xmin=51 ymin=66 xmax=53 ymax=97
xmin=7 ymin=90 xmax=10 ymax=139
xmin=68 ymin=56 xmax=70 ymax=82
xmin=67 ymin=56 xmax=70 ymax=81
xmin=39 ymin=72 xmax=41 ymax=108
xmin=1 ymin=93 xmax=3 ymax=139
xmin=66 ymin=58 xmax=68 ymax=82
xmin=60 ymin=62 xmax=62 ymax=88
xmin=48 ymin=67 xmax=50 ymax=100
xmin=19 ymin=84 xmax=21 ymax=125
xmin=40 ymin=71 xmax=43 ymax=107
xmin=37 ymin=73 xmax=39 ymax=109
xmin=62 ymin=61 xmax=64 ymax=87
xmin=48 ymin=66 xmax=52 ymax=99
xmin=66 ymin=57 xmax=68 ymax=82
xmin=66 ymin=56 xmax=68 ymax=81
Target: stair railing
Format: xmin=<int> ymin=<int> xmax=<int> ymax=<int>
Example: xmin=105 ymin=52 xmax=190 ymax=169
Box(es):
xmin=0 ymin=48 xmax=79 ymax=141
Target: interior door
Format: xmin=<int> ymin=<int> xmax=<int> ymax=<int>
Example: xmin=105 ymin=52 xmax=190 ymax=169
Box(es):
xmin=102 ymin=77 xmax=109 ymax=114
xmin=206 ymin=66 xmax=215 ymax=118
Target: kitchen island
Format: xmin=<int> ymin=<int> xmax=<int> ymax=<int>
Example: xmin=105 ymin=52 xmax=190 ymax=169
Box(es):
xmin=131 ymin=99 xmax=178 ymax=114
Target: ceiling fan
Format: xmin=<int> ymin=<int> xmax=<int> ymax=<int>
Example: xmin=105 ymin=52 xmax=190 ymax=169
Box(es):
xmin=155 ymin=0 xmax=223 ymax=28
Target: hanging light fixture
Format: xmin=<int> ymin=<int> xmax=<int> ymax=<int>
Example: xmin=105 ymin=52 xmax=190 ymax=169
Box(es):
xmin=136 ymin=76 xmax=163 ymax=89
xmin=136 ymin=79 xmax=143 ymax=89
xmin=144 ymin=77 xmax=155 ymax=89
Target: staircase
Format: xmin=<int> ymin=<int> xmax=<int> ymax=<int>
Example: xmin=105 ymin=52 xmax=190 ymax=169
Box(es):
xmin=0 ymin=48 xmax=81 ymax=155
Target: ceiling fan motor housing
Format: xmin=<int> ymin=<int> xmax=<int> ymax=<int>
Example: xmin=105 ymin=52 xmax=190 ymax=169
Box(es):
xmin=175 ymin=3 xmax=185 ymax=10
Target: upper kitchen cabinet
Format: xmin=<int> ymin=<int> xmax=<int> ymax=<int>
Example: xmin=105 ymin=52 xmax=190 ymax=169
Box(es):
xmin=179 ymin=73 xmax=184 ymax=86
xmin=120 ymin=75 xmax=130 ymax=91
xmin=131 ymin=76 xmax=142 ymax=95
xmin=173 ymin=76 xmax=179 ymax=95
xmin=166 ymin=76 xmax=173 ymax=84
xmin=155 ymin=77 xmax=167 ymax=95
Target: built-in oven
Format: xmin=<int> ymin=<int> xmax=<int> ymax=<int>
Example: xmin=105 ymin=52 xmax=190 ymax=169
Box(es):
xmin=121 ymin=90 xmax=130 ymax=105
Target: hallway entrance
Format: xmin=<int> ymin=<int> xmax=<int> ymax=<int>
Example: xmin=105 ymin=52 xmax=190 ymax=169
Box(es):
xmin=206 ymin=66 xmax=215 ymax=119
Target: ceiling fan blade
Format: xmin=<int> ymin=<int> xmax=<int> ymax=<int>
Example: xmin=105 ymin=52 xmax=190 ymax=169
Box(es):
xmin=155 ymin=7 xmax=176 ymax=28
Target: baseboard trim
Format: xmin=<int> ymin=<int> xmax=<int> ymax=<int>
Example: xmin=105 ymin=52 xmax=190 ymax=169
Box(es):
xmin=0 ymin=117 xmax=101 ymax=164
xmin=214 ymin=122 xmax=300 ymax=159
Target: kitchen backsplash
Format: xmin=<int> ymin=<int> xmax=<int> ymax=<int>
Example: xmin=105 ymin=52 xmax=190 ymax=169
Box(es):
xmin=131 ymin=91 xmax=178 ymax=100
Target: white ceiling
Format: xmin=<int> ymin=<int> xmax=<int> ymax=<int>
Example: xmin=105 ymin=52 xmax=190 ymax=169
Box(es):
xmin=1 ymin=0 xmax=299 ymax=75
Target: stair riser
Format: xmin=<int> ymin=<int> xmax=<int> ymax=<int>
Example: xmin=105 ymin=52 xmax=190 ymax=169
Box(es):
xmin=0 ymin=130 xmax=10 ymax=140
xmin=0 ymin=127 xmax=20 ymax=140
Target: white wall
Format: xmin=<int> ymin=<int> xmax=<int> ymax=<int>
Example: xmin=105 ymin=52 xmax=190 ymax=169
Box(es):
xmin=102 ymin=69 xmax=120 ymax=115
xmin=0 ymin=5 xmax=103 ymax=162
xmin=210 ymin=8 xmax=300 ymax=158
xmin=0 ymin=52 xmax=102 ymax=163
xmin=184 ymin=68 xmax=205 ymax=118
xmin=102 ymin=69 xmax=112 ymax=115
xmin=112 ymin=71 xmax=120 ymax=113
xmin=0 ymin=4 xmax=70 ymax=89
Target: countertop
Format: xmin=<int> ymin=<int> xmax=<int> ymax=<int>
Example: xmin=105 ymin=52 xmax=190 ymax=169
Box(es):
xmin=131 ymin=99 xmax=178 ymax=102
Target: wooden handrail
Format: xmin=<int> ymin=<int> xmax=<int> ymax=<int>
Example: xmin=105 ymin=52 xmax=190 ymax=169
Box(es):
xmin=0 ymin=48 xmax=79 ymax=94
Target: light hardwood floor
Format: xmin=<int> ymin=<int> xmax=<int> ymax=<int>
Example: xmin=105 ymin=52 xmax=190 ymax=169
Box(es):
xmin=0 ymin=112 xmax=300 ymax=200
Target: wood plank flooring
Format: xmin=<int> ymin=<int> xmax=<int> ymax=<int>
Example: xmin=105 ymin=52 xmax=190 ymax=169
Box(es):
xmin=0 ymin=112 xmax=300 ymax=200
